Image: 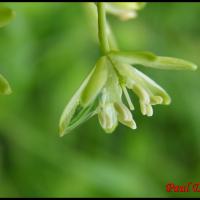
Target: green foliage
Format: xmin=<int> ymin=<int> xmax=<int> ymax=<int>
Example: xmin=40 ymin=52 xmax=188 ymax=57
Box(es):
xmin=0 ymin=74 xmax=12 ymax=95
xmin=0 ymin=6 xmax=15 ymax=28
xmin=0 ymin=3 xmax=200 ymax=198
xmin=0 ymin=6 xmax=15 ymax=95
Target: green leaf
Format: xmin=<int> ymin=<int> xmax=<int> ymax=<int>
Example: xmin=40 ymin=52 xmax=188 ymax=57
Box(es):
xmin=0 ymin=73 xmax=12 ymax=95
xmin=80 ymin=56 xmax=108 ymax=107
xmin=110 ymin=51 xmax=197 ymax=71
xmin=0 ymin=7 xmax=15 ymax=28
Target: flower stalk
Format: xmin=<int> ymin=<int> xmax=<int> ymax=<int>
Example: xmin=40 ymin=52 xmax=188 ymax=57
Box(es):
xmin=97 ymin=2 xmax=110 ymax=54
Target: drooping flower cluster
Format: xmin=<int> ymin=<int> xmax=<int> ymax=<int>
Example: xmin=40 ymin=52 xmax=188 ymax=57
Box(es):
xmin=59 ymin=3 xmax=197 ymax=136
xmin=59 ymin=51 xmax=197 ymax=136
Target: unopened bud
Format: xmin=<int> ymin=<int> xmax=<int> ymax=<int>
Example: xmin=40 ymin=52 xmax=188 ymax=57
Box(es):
xmin=114 ymin=102 xmax=136 ymax=129
xmin=98 ymin=103 xmax=118 ymax=133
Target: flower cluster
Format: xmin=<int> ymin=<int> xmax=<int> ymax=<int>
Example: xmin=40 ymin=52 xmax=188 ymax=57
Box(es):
xmin=59 ymin=3 xmax=197 ymax=136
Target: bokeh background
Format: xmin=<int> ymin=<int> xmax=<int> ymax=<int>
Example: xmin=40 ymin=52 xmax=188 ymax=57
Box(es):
xmin=0 ymin=2 xmax=200 ymax=197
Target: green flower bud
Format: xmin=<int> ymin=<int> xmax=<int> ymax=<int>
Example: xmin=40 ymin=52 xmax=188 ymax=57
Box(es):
xmin=80 ymin=56 xmax=108 ymax=107
xmin=139 ymin=102 xmax=153 ymax=117
xmin=150 ymin=96 xmax=163 ymax=105
xmin=114 ymin=102 xmax=137 ymax=129
xmin=132 ymin=84 xmax=150 ymax=105
xmin=98 ymin=102 xmax=118 ymax=133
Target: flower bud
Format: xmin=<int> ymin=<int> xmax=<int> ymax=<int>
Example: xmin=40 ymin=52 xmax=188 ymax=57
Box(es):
xmin=114 ymin=102 xmax=136 ymax=129
xmin=80 ymin=56 xmax=108 ymax=107
xmin=132 ymin=84 xmax=150 ymax=105
xmin=150 ymin=96 xmax=163 ymax=105
xmin=98 ymin=103 xmax=118 ymax=133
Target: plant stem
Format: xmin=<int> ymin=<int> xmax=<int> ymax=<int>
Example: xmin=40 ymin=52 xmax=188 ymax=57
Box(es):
xmin=97 ymin=2 xmax=110 ymax=54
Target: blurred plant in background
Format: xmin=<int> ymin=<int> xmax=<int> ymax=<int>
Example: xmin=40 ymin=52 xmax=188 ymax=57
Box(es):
xmin=0 ymin=5 xmax=15 ymax=95
xmin=0 ymin=6 xmax=15 ymax=28
xmin=105 ymin=2 xmax=146 ymax=21
xmin=0 ymin=2 xmax=200 ymax=198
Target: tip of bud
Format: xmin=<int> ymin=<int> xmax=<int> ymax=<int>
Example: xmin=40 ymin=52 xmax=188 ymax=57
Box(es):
xmin=191 ymin=63 xmax=198 ymax=71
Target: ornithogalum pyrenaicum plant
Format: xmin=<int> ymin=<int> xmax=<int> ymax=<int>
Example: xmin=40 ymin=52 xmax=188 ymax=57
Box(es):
xmin=0 ymin=5 xmax=15 ymax=95
xmin=59 ymin=2 xmax=197 ymax=136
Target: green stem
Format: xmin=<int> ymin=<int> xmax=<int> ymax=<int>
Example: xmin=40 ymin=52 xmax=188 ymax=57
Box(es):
xmin=97 ymin=2 xmax=110 ymax=54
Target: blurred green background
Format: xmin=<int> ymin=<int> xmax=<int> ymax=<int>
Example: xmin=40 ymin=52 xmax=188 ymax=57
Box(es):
xmin=0 ymin=2 xmax=200 ymax=197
